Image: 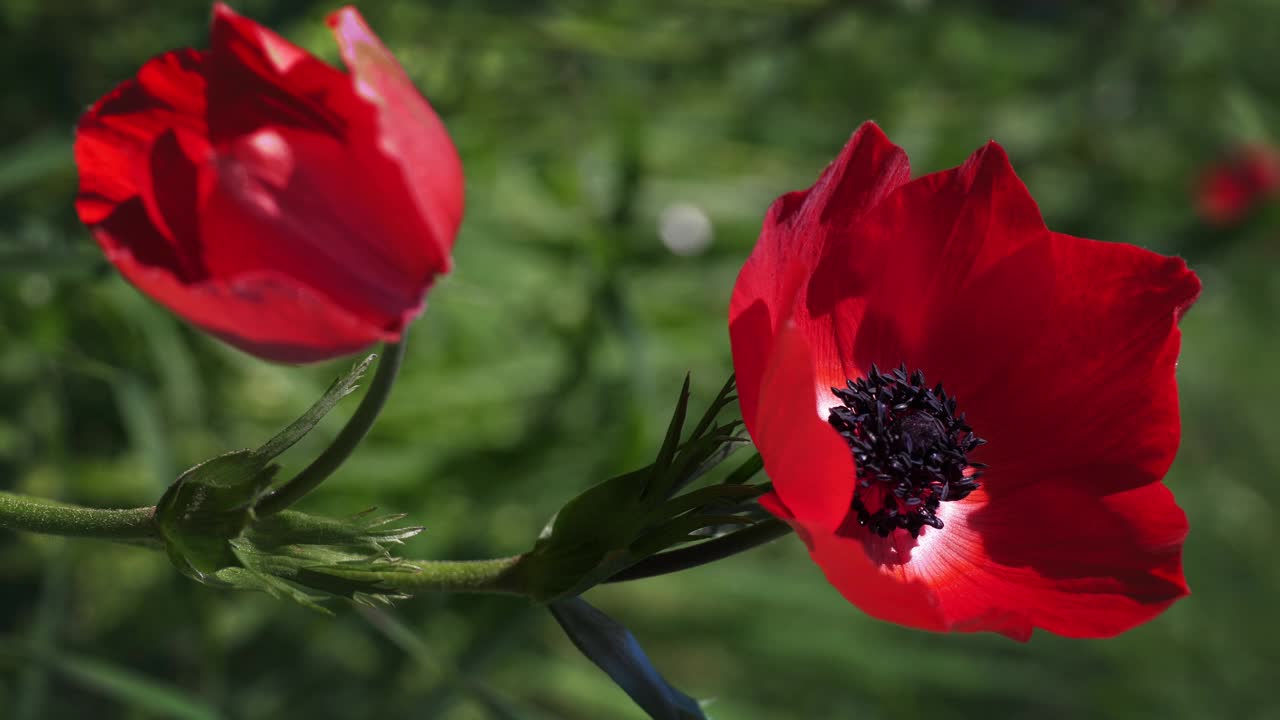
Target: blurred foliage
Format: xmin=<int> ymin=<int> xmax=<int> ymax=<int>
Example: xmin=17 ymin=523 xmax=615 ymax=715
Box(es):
xmin=2 ymin=0 xmax=1279 ymax=718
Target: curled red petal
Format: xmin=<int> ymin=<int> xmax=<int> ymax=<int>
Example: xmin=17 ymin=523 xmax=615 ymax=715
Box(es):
xmin=199 ymin=125 xmax=432 ymax=331
xmin=89 ymin=219 xmax=392 ymax=363
xmin=754 ymin=323 xmax=855 ymax=534
xmin=329 ymin=6 xmax=464 ymax=274
xmin=75 ymin=49 xmax=208 ymax=254
xmin=207 ymin=3 xmax=350 ymax=141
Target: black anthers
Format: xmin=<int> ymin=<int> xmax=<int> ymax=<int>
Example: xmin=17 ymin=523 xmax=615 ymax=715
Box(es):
xmin=827 ymin=364 xmax=985 ymax=538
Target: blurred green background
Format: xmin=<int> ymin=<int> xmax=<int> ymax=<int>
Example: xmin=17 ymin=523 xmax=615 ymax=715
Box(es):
xmin=2 ymin=0 xmax=1278 ymax=718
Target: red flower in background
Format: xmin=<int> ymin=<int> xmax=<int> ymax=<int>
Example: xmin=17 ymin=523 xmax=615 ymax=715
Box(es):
xmin=731 ymin=123 xmax=1199 ymax=640
xmin=75 ymin=4 xmax=463 ymax=362
xmin=1196 ymin=145 xmax=1280 ymax=226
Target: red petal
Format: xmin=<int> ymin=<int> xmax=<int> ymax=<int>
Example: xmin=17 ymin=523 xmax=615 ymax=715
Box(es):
xmin=731 ymin=122 xmax=909 ymax=432
xmin=198 ymin=125 xmax=431 ymax=332
xmin=329 ymin=6 xmax=463 ymax=275
xmin=930 ymin=480 xmax=1186 ymax=639
xmin=790 ymin=475 xmax=1186 ymax=639
xmin=90 ymin=214 xmax=393 ymax=363
xmin=964 ymin=234 xmax=1199 ymax=496
xmin=204 ymin=5 xmax=459 ymax=309
xmin=789 ymin=516 xmax=948 ymax=633
xmin=75 ymin=50 xmax=209 ymax=272
xmin=753 ymin=323 xmax=855 ymax=533
xmin=207 ymin=3 xmax=351 ymax=141
xmin=834 ymin=141 xmax=1054 ymax=393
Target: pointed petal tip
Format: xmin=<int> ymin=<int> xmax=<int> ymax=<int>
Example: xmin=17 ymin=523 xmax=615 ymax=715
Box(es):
xmin=850 ymin=119 xmax=887 ymax=142
xmin=211 ymin=2 xmax=237 ymax=23
xmin=325 ymin=6 xmax=364 ymax=32
xmin=1170 ymin=256 xmax=1203 ymax=321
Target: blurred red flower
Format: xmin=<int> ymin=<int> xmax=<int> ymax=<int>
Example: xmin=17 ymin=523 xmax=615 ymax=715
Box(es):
xmin=731 ymin=122 xmax=1200 ymax=640
xmin=1196 ymin=145 xmax=1280 ymax=226
xmin=75 ymin=4 xmax=463 ymax=362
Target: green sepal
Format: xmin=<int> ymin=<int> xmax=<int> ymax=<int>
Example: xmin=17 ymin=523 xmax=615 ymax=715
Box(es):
xmin=153 ymin=356 xmax=425 ymax=607
xmin=155 ymin=450 xmax=279 ymax=581
xmin=515 ymin=375 xmax=762 ymax=601
xmin=200 ymin=509 xmax=424 ymax=612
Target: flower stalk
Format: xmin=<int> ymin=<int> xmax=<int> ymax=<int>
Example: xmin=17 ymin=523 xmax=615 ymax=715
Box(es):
xmin=0 ymin=491 xmax=156 ymax=543
xmin=255 ymin=337 xmax=407 ymax=517
xmin=318 ymin=557 xmax=528 ymax=596
xmin=0 ymin=490 xmax=526 ymax=596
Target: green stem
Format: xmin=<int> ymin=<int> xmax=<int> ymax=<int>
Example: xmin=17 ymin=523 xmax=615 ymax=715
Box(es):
xmin=0 ymin=491 xmax=527 ymax=596
xmin=320 ymin=556 xmax=527 ymax=595
xmin=0 ymin=492 xmax=156 ymax=542
xmin=605 ymin=518 xmax=792 ymax=583
xmin=256 ymin=337 xmax=408 ymax=516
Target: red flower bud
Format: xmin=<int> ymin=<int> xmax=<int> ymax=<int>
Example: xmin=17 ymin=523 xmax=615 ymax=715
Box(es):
xmin=1196 ymin=145 xmax=1280 ymax=226
xmin=731 ymin=122 xmax=1200 ymax=640
xmin=74 ymin=4 xmax=464 ymax=362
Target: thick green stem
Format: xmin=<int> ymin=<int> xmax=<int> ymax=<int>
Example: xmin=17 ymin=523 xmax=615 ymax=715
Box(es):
xmin=321 ymin=556 xmax=527 ymax=595
xmin=0 ymin=492 xmax=157 ymax=542
xmin=606 ymin=518 xmax=792 ymax=583
xmin=256 ymin=338 xmax=408 ymax=517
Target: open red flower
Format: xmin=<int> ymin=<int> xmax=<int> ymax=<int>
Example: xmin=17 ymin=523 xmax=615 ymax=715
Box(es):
xmin=1196 ymin=145 xmax=1280 ymax=226
xmin=731 ymin=122 xmax=1200 ymax=640
xmin=75 ymin=3 xmax=463 ymax=363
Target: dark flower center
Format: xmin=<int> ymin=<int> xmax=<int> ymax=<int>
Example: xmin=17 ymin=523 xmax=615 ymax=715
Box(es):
xmin=827 ymin=364 xmax=985 ymax=538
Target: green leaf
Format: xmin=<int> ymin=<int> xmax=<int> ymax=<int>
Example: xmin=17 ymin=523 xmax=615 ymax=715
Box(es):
xmin=153 ymin=357 xmax=376 ymax=583
xmin=220 ymin=511 xmax=423 ymax=611
xmin=549 ymin=598 xmax=706 ymax=720
xmin=722 ymin=453 xmax=764 ymax=485
xmin=644 ymin=375 xmax=692 ymax=499
xmin=515 ymin=374 xmax=757 ymax=601
xmin=33 ymin=649 xmax=221 ymax=720
xmin=255 ymin=354 xmax=375 ymax=460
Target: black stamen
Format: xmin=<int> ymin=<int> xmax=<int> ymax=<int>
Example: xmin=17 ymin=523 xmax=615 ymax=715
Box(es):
xmin=827 ymin=364 xmax=985 ymax=538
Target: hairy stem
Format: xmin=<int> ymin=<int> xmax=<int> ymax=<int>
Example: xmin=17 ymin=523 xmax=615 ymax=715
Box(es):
xmin=320 ymin=557 xmax=527 ymax=595
xmin=256 ymin=337 xmax=408 ymax=516
xmin=0 ymin=492 xmax=156 ymax=542
xmin=0 ymin=491 xmax=525 ymax=595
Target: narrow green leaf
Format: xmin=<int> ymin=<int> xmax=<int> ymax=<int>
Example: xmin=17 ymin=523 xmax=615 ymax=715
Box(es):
xmin=634 ymin=514 xmax=755 ymax=557
xmin=683 ymin=374 xmax=736 ymax=445
xmin=254 ymin=354 xmax=375 ymax=461
xmin=723 ymin=453 xmax=765 ymax=485
xmin=648 ymin=484 xmax=764 ymax=525
xmin=35 ymin=650 xmax=221 ymax=720
xmin=645 ymin=375 xmax=692 ymax=499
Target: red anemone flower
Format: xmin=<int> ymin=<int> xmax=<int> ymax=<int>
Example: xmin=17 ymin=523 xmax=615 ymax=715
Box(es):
xmin=731 ymin=122 xmax=1200 ymax=640
xmin=74 ymin=3 xmax=463 ymax=363
xmin=1196 ymin=145 xmax=1280 ymax=226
